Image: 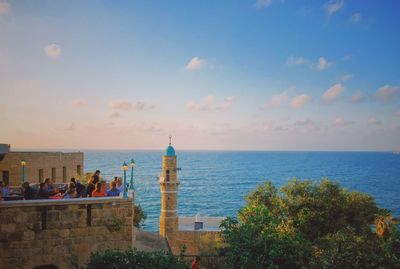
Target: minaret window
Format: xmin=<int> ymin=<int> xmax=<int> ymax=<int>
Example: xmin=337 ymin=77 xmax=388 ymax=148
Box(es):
xmin=166 ymin=170 xmax=170 ymax=182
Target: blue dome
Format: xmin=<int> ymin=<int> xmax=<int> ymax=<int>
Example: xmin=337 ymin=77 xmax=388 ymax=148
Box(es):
xmin=165 ymin=145 xmax=176 ymax=156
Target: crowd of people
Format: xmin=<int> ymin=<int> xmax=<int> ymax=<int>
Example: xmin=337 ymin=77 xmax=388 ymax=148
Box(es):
xmin=0 ymin=170 xmax=128 ymax=201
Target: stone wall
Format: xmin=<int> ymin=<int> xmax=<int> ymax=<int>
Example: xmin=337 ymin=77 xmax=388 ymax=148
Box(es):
xmin=0 ymin=151 xmax=84 ymax=186
xmin=0 ymin=197 xmax=134 ymax=269
xmin=167 ymin=230 xmax=221 ymax=256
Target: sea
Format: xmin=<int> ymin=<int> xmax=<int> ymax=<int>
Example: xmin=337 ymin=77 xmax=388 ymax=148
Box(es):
xmin=84 ymin=150 xmax=400 ymax=231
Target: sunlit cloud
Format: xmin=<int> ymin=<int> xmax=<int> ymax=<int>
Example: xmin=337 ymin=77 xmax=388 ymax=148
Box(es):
xmin=316 ymin=57 xmax=331 ymax=70
xmin=368 ymin=117 xmax=382 ymax=126
xmin=71 ymin=98 xmax=87 ymax=108
xmin=44 ymin=43 xmax=62 ymax=58
xmin=291 ymin=94 xmax=312 ymax=109
xmin=186 ymin=95 xmax=235 ymax=112
xmin=255 ymin=0 xmax=272 ymax=9
xmin=322 ymin=83 xmax=344 ymax=103
xmin=349 ymin=13 xmax=362 ymax=23
xmin=109 ymin=111 xmax=121 ymax=119
xmin=111 ymin=101 xmax=154 ymax=111
xmin=186 ymin=57 xmax=207 ymax=70
xmin=264 ymin=91 xmax=289 ymax=108
xmin=0 ymin=1 xmax=10 ymax=14
xmin=341 ymin=74 xmax=353 ymax=81
xmin=375 ymin=85 xmax=400 ymax=101
xmin=350 ymin=91 xmax=366 ymax=103
xmin=334 ymin=117 xmax=353 ymax=126
xmin=325 ymin=0 xmax=345 ymax=15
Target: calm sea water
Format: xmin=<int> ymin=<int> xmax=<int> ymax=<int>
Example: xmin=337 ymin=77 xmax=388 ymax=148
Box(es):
xmin=84 ymin=150 xmax=400 ymax=231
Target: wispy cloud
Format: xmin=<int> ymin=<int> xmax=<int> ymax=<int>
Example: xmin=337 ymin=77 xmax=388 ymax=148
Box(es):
xmin=111 ymin=101 xmax=154 ymax=111
xmin=322 ymin=83 xmax=344 ymax=103
xmin=341 ymin=74 xmax=353 ymax=81
xmin=291 ymin=94 xmax=312 ymax=109
xmin=334 ymin=117 xmax=354 ymax=126
xmin=186 ymin=57 xmax=207 ymax=70
xmin=44 ymin=43 xmax=62 ymax=58
xmin=349 ymin=13 xmax=362 ymax=23
xmin=368 ymin=117 xmax=382 ymax=126
xmin=0 ymin=1 xmax=10 ymax=14
xmin=350 ymin=91 xmax=366 ymax=103
xmin=264 ymin=91 xmax=289 ymax=108
xmin=109 ymin=111 xmax=121 ymax=119
xmin=293 ymin=119 xmax=314 ymax=127
xmin=71 ymin=98 xmax=87 ymax=108
xmin=286 ymin=56 xmax=307 ymax=66
xmin=375 ymin=85 xmax=400 ymax=101
xmin=316 ymin=57 xmax=331 ymax=70
xmin=255 ymin=0 xmax=272 ymax=9
xmin=325 ymin=0 xmax=345 ymax=15
xmin=186 ymin=95 xmax=235 ymax=112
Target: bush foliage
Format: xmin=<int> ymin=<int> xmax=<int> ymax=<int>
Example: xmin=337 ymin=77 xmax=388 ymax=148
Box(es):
xmin=86 ymin=248 xmax=189 ymax=269
xmin=220 ymin=178 xmax=400 ymax=269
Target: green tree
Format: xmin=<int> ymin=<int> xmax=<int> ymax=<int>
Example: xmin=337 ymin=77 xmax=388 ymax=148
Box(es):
xmin=220 ymin=178 xmax=400 ymax=269
xmin=134 ymin=204 xmax=147 ymax=228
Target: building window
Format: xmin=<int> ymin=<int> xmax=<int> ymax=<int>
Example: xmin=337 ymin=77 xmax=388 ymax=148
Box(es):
xmin=2 ymin=171 xmax=9 ymax=186
xmin=51 ymin=168 xmax=56 ymax=182
xmin=77 ymin=165 xmax=81 ymax=176
xmin=39 ymin=169 xmax=44 ymax=182
xmin=63 ymin=166 xmax=67 ymax=183
xmin=166 ymin=170 xmax=170 ymax=182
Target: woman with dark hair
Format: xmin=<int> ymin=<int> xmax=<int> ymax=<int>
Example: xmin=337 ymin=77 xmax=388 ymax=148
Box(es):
xmin=86 ymin=176 xmax=98 ymax=197
xmin=37 ymin=182 xmax=51 ymax=199
xmin=22 ymin=182 xmax=36 ymax=200
xmin=62 ymin=182 xmax=77 ymax=199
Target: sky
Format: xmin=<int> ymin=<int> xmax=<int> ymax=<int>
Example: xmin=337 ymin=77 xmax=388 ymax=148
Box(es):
xmin=0 ymin=0 xmax=400 ymax=151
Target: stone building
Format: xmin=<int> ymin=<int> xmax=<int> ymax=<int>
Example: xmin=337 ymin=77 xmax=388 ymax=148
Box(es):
xmin=159 ymin=138 xmax=225 ymax=255
xmin=0 ymin=144 xmax=83 ymax=187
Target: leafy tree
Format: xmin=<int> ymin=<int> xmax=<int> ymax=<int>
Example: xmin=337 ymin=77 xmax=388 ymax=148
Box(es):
xmin=134 ymin=204 xmax=147 ymax=228
xmin=86 ymin=248 xmax=189 ymax=269
xmin=220 ymin=178 xmax=400 ymax=269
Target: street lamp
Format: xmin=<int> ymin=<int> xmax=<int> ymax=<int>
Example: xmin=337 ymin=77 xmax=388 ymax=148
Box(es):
xmin=21 ymin=160 xmax=26 ymax=183
xmin=129 ymin=159 xmax=135 ymax=191
xmin=122 ymin=162 xmax=128 ymax=198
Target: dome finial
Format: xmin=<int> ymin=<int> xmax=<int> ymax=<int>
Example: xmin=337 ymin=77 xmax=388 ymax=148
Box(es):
xmin=169 ymin=135 xmax=172 ymax=146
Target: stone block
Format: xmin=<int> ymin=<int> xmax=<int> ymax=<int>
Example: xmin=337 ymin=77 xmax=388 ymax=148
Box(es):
xmin=1 ymin=223 xmax=16 ymax=233
xmin=23 ymin=231 xmax=35 ymax=240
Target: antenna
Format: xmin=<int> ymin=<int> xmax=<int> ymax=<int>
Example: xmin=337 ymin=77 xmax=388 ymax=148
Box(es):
xmin=169 ymin=135 xmax=172 ymax=146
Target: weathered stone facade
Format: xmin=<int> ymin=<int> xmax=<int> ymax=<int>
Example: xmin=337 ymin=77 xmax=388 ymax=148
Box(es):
xmin=0 ymin=151 xmax=84 ymax=187
xmin=0 ymin=197 xmax=134 ymax=269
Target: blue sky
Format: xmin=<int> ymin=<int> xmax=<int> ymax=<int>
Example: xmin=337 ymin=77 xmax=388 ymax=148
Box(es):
xmin=0 ymin=0 xmax=399 ymax=151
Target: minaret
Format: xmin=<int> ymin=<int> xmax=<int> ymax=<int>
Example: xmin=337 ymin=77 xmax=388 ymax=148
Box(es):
xmin=159 ymin=136 xmax=180 ymax=237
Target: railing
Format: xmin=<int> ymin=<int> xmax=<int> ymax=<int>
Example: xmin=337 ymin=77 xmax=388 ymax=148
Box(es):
xmin=178 ymin=255 xmax=226 ymax=269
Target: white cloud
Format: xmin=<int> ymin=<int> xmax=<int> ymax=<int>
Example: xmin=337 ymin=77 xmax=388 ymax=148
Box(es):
xmin=322 ymin=83 xmax=344 ymax=103
xmin=291 ymin=94 xmax=312 ymax=109
xmin=375 ymin=85 xmax=400 ymax=101
xmin=186 ymin=57 xmax=206 ymax=70
xmin=350 ymin=91 xmax=366 ymax=103
xmin=44 ymin=43 xmax=62 ymax=58
xmin=349 ymin=13 xmax=362 ymax=23
xmin=265 ymin=91 xmax=289 ymax=108
xmin=368 ymin=117 xmax=382 ymax=126
xmin=255 ymin=0 xmax=272 ymax=9
xmin=334 ymin=117 xmax=353 ymax=126
xmin=286 ymin=56 xmax=307 ymax=66
xmin=0 ymin=1 xmax=10 ymax=14
xmin=325 ymin=0 xmax=345 ymax=15
xmin=71 ymin=98 xmax=87 ymax=108
xmin=316 ymin=57 xmax=331 ymax=70
xmin=111 ymin=101 xmax=154 ymax=111
xmin=186 ymin=95 xmax=235 ymax=112
xmin=341 ymin=74 xmax=353 ymax=81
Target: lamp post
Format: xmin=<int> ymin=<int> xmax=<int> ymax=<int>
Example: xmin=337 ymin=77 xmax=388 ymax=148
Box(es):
xmin=21 ymin=160 xmax=26 ymax=183
xmin=122 ymin=162 xmax=128 ymax=198
xmin=130 ymin=159 xmax=135 ymax=191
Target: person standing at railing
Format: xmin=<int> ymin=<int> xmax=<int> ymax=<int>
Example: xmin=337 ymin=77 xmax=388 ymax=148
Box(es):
xmin=191 ymin=256 xmax=201 ymax=269
xmin=92 ymin=182 xmax=106 ymax=197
